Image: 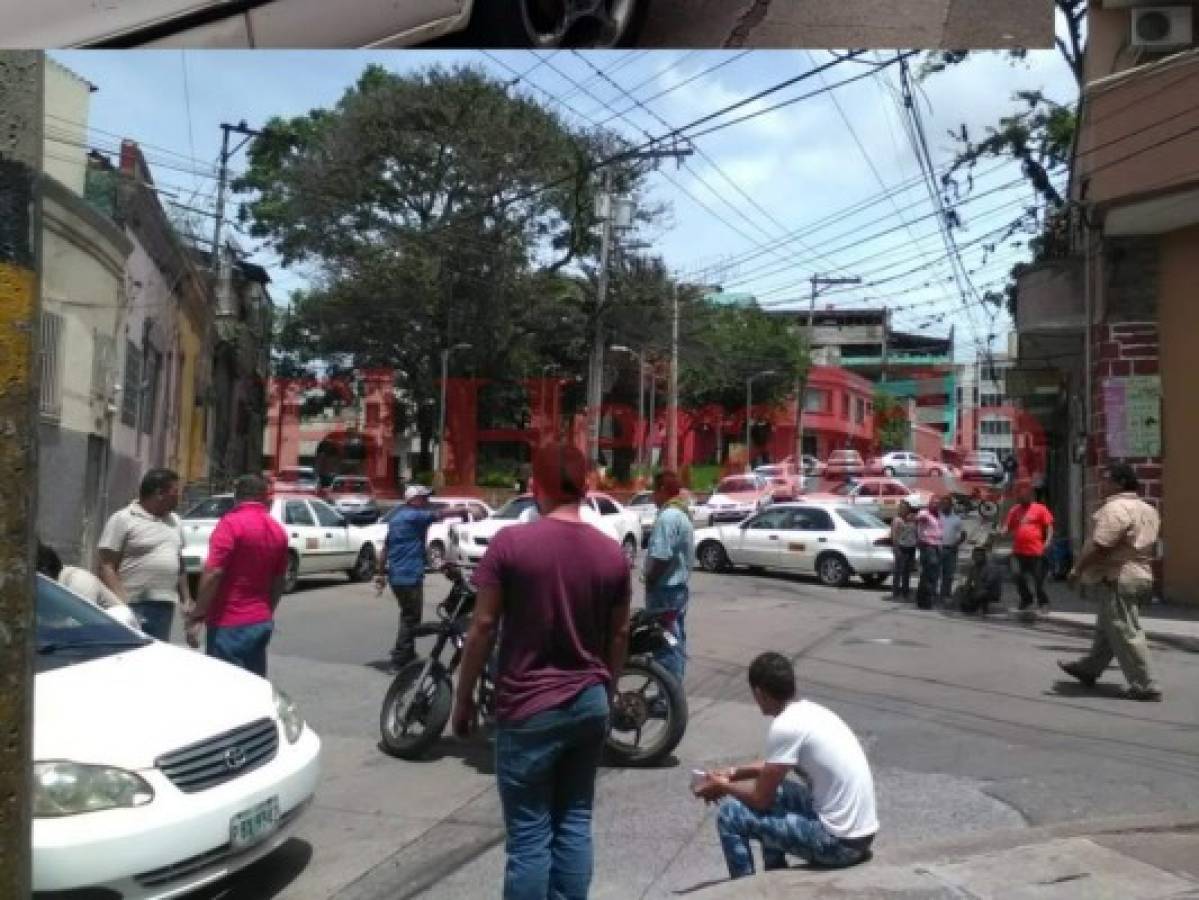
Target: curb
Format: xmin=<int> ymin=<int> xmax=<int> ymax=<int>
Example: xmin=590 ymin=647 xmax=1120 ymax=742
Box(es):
xmin=1038 ymin=611 xmax=1199 ymax=654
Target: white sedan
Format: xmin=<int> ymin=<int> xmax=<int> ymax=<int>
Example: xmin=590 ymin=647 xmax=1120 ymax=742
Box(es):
xmin=450 ymin=492 xmax=641 ymax=566
xmin=625 ymin=490 xmax=709 ymax=545
xmin=180 ymin=493 xmax=379 ymax=592
xmin=692 ymin=502 xmax=894 ymax=588
xmin=362 ymin=495 xmax=494 ymax=571
xmin=4 ymin=0 xmax=649 ymax=48
xmin=33 ymin=574 xmax=321 ymax=898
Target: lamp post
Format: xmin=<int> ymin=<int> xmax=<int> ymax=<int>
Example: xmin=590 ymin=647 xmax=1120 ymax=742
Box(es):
xmin=436 ymin=342 xmax=472 ymax=484
xmin=609 ymin=344 xmax=644 ymax=470
xmin=746 ymin=370 xmax=777 ymax=472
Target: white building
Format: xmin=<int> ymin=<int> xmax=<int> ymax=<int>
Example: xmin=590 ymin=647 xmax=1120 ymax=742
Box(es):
xmin=955 ymin=335 xmax=1019 ymax=458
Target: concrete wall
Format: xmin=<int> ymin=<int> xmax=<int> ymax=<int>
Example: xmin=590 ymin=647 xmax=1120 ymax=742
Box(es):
xmin=43 ymin=59 xmax=90 ymax=196
xmin=1160 ymin=225 xmax=1199 ymax=605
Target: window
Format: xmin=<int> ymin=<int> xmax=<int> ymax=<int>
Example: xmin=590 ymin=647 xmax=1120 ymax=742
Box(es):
xmin=140 ymin=347 xmax=161 ymax=434
xmin=804 ymin=389 xmax=827 ymax=413
xmin=494 ymin=497 xmax=538 ymax=519
xmin=310 ymin=500 xmax=344 ymax=527
xmin=841 ymin=394 xmax=850 ymax=418
xmin=284 ymin=501 xmax=315 ymax=527
xmin=121 ymin=340 xmax=140 ymax=427
xmin=595 ymin=497 xmax=619 ymax=516
xmin=882 ymin=483 xmax=909 ymax=497
xmin=857 ymin=483 xmax=882 ymax=498
xmin=746 ymin=509 xmax=791 ymax=530
xmin=837 ymin=508 xmax=886 ymax=529
xmin=980 ymin=393 xmax=1004 ymax=408
xmin=786 ymin=508 xmax=835 ymax=531
xmin=183 ymin=496 xmax=236 ymax=520
xmin=981 ymin=420 xmax=1012 ymax=436
xmin=854 ymin=397 xmax=865 ymax=425
xmin=39 ymin=311 xmax=64 ymax=419
xmin=630 ymin=493 xmax=652 ymax=506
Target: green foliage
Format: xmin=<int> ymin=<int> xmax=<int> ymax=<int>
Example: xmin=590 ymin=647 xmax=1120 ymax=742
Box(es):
xmin=477 ymin=469 xmax=517 ymax=489
xmin=687 ymin=464 xmax=722 ymax=493
xmin=873 ymin=390 xmax=910 ymax=451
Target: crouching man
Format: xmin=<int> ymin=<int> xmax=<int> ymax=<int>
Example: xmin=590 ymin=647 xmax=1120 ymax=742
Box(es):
xmin=694 ymin=652 xmax=879 ymax=879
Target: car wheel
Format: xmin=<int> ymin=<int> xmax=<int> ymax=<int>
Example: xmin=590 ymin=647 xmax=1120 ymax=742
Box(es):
xmin=621 ymin=536 xmax=637 ymax=566
xmin=284 ymin=552 xmax=300 ymax=594
xmin=427 ymin=541 xmax=446 ymax=571
xmin=471 ymin=0 xmax=648 ymax=48
xmin=816 ymin=552 xmax=851 ymax=588
xmin=698 ymin=541 xmax=730 ymax=573
xmin=883 ymin=467 xmax=895 ymax=476
xmin=347 ymin=545 xmax=376 ymax=582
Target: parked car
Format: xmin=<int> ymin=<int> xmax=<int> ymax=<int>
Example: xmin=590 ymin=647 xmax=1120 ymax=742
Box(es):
xmin=824 ymin=449 xmax=865 ymax=479
xmin=866 ymin=451 xmax=945 ymax=478
xmin=625 ymin=489 xmax=707 ymax=545
xmin=321 ymin=476 xmax=381 ymax=525
xmin=32 ymin=574 xmax=321 ymax=898
xmin=449 ymin=492 xmax=640 ymax=566
xmin=363 ymin=495 xmax=494 ymax=571
xmin=180 ymin=493 xmax=378 ymax=591
xmin=752 ymin=465 xmax=805 ymax=501
xmin=4 ymin=0 xmax=651 ymax=48
xmin=705 ymin=475 xmax=774 ymax=525
xmin=805 ymin=477 xmax=932 ymax=522
xmin=692 ymin=502 xmax=893 ymax=588
xmin=271 ymin=466 xmax=319 ymax=496
xmin=961 ymin=451 xmax=1004 ymax=484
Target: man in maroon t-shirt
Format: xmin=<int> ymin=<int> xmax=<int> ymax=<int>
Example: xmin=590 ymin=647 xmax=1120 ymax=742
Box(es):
xmin=453 ymin=443 xmax=631 ymax=900
xmin=187 ymin=474 xmax=289 ymax=677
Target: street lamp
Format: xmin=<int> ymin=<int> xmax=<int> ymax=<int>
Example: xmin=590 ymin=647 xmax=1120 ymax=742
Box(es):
xmin=746 ymin=370 xmax=777 ymax=471
xmin=436 ymin=342 xmax=472 ymax=483
xmin=610 ymin=344 xmax=645 ymax=470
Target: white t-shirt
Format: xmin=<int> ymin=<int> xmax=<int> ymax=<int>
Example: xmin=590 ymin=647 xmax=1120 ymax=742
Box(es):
xmin=98 ymin=502 xmax=184 ymax=604
xmin=765 ymin=699 xmax=879 ymax=839
xmin=940 ymin=512 xmax=965 ymax=548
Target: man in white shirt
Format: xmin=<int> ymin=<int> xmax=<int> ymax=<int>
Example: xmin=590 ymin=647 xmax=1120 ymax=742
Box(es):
xmin=694 ymin=652 xmax=878 ymax=878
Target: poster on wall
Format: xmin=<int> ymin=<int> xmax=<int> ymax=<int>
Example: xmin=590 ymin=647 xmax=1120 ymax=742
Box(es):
xmin=1102 ymin=375 xmax=1161 ymax=458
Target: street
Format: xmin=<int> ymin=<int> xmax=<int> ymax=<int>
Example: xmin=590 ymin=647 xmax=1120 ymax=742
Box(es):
xmin=201 ymin=561 xmax=1199 ymax=899
xmin=639 ymin=0 xmax=1054 ymax=49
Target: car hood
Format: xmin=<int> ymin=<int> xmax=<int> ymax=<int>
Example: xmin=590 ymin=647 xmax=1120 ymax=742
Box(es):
xmin=708 ymin=492 xmax=760 ymax=505
xmin=35 ymin=641 xmax=276 ymax=771
xmin=333 ymin=493 xmax=374 ymax=503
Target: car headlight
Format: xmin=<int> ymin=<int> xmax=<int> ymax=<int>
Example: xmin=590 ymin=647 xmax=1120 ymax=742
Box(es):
xmin=33 ymin=762 xmax=153 ymax=817
xmin=273 ymin=687 xmax=305 ymax=744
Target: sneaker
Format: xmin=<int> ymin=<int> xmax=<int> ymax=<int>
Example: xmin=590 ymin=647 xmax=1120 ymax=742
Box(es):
xmin=1126 ymin=685 xmax=1163 ymax=702
xmin=1057 ymin=660 xmax=1097 ymax=688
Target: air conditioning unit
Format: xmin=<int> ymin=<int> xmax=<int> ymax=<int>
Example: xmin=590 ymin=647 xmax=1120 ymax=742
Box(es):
xmin=1131 ymin=6 xmax=1193 ymax=50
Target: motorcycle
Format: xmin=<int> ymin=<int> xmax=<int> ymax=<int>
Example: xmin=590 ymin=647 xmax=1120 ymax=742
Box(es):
xmin=379 ymin=565 xmax=688 ymax=767
xmin=951 ymin=489 xmax=999 ymax=520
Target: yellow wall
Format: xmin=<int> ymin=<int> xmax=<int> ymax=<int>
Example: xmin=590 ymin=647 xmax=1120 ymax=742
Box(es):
xmin=1160 ymin=225 xmax=1199 ymax=606
xmin=176 ymin=314 xmax=207 ymax=483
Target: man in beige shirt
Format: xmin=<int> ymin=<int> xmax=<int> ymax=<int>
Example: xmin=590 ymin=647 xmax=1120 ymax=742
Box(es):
xmin=1058 ymin=463 xmax=1162 ymax=701
xmin=97 ymin=468 xmax=191 ymax=641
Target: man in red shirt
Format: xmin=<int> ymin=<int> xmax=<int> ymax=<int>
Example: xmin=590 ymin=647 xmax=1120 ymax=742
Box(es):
xmin=186 ymin=474 xmax=289 ymax=677
xmin=1003 ymin=485 xmax=1054 ymax=611
xmin=452 ymin=443 xmax=631 ymax=899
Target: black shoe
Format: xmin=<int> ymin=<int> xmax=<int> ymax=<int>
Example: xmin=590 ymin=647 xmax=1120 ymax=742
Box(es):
xmin=1058 ymin=660 xmax=1097 ymax=688
xmin=1126 ymin=685 xmax=1163 ymax=702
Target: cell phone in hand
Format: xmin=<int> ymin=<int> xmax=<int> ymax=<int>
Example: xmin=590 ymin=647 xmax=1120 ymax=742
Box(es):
xmin=690 ymin=769 xmax=707 ymax=793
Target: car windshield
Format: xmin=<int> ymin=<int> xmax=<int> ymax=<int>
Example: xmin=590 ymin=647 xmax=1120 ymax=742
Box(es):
xmin=630 ymin=493 xmax=652 ymax=506
xmin=279 ymin=469 xmax=317 ymax=486
xmin=830 ymin=451 xmax=862 ymax=462
xmin=837 ymin=508 xmax=887 ymax=529
xmin=494 ymin=497 xmax=538 ymax=519
xmin=36 ymin=576 xmax=149 ymax=672
xmin=756 ymin=466 xmax=783 ymax=477
xmin=333 ymin=479 xmax=369 ymax=492
xmin=717 ymin=478 xmax=757 ymax=493
xmin=182 ymin=496 xmax=235 ymax=520
xmin=966 ymin=453 xmax=996 ymax=464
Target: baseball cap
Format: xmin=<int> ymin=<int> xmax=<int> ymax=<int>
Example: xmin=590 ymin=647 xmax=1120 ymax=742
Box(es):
xmin=404 ymin=485 xmax=432 ymax=501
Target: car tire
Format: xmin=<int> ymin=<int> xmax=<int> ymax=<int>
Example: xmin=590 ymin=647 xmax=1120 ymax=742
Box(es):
xmin=347 ymin=545 xmax=376 ymax=582
xmin=469 ymin=0 xmax=649 ymax=48
xmin=426 ymin=541 xmax=446 ymax=571
xmin=698 ymin=541 xmax=730 ymax=573
xmin=816 ymin=552 xmax=851 ymax=588
xmin=283 ymin=552 xmax=300 ymax=594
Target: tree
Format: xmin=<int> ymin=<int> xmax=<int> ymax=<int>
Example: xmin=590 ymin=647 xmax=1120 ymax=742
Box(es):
xmin=873 ymin=390 xmax=910 ymax=451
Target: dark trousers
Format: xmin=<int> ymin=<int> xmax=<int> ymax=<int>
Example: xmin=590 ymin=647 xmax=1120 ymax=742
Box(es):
xmin=206 ymin=621 xmax=274 ymax=677
xmin=1012 ymin=554 xmax=1049 ymax=608
xmin=129 ymin=599 xmax=175 ymax=642
xmin=916 ymin=545 xmax=941 ymax=609
xmin=390 ymin=582 xmax=424 ymax=663
xmin=891 ymin=548 xmax=916 ymax=598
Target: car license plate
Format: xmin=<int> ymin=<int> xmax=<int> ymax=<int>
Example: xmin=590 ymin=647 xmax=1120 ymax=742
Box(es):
xmin=662 ymin=632 xmax=678 ymax=647
xmin=230 ymin=797 xmax=280 ymax=850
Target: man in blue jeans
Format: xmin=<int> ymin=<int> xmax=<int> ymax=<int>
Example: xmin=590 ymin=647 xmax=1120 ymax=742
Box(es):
xmin=452 ymin=443 xmax=631 ymax=900
xmin=694 ymin=653 xmax=879 ymax=879
xmin=644 ymin=470 xmax=695 ymax=682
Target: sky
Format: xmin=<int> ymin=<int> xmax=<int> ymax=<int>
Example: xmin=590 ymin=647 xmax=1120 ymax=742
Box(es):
xmin=51 ymin=46 xmax=1077 ymax=362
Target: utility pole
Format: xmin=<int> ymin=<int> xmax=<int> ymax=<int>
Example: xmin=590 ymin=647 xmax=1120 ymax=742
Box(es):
xmin=436 ymin=343 xmax=472 ymax=484
xmin=0 ymin=49 xmax=43 ymax=899
xmin=667 ymin=282 xmax=681 ymax=471
xmin=795 ymin=274 xmax=860 ymax=464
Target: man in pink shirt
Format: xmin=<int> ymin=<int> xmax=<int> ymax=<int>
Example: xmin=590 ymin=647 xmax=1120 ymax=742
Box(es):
xmin=186 ymin=474 xmax=289 ymax=677
xmin=914 ymin=498 xmax=943 ymax=610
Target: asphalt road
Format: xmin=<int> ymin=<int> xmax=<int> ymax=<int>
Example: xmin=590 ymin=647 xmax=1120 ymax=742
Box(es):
xmin=639 ymin=0 xmax=1054 ymax=49
xmin=197 ymin=560 xmax=1199 ymax=899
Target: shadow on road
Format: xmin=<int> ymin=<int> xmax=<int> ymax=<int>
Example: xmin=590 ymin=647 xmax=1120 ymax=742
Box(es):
xmin=193 ymin=838 xmax=313 ymax=898
xmin=381 ymin=736 xmax=498 ymax=776
xmin=1047 ymin=680 xmax=1130 ymax=701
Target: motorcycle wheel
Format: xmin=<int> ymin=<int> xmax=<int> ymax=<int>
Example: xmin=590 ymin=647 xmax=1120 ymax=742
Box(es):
xmin=978 ymin=500 xmax=999 ymax=520
xmin=606 ymin=657 xmax=688 ymax=767
xmin=379 ymin=659 xmax=452 ymax=760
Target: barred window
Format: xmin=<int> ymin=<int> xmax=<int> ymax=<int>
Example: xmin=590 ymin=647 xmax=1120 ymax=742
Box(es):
xmin=39 ymin=311 xmax=64 ymax=419
xmin=122 ymin=340 xmax=141 ymax=427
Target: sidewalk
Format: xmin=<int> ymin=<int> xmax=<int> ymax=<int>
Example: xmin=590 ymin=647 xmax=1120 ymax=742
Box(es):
xmin=697 ymin=813 xmax=1199 ymax=898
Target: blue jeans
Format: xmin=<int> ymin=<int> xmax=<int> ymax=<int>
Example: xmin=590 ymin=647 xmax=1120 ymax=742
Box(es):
xmin=646 ymin=584 xmax=689 ymax=681
xmin=939 ymin=546 xmax=960 ymax=601
xmin=495 ymin=683 xmax=610 ymax=900
xmin=129 ymin=600 xmax=175 ymax=641
xmin=716 ymin=780 xmax=872 ymax=878
xmin=206 ymin=621 xmax=274 ymax=677
xmin=916 ymin=545 xmax=942 ymax=609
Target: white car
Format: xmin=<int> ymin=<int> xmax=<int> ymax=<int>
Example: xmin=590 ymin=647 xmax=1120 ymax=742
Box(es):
xmin=450 ymin=492 xmax=641 ymax=567
xmin=363 ymin=496 xmax=495 ymax=571
xmin=33 ymin=574 xmax=321 ymax=898
xmin=625 ymin=490 xmax=709 ymax=545
xmin=180 ymin=493 xmax=378 ymax=591
xmin=693 ymin=502 xmax=894 ymax=588
xmin=4 ymin=0 xmax=649 ymax=48
xmin=705 ymin=474 xmax=774 ymax=525
xmin=867 ymin=451 xmax=946 ymax=478
xmin=805 ymin=477 xmax=932 ymax=522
